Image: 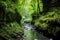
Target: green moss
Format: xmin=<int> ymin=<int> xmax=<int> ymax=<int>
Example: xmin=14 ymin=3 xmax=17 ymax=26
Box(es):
xmin=0 ymin=0 xmax=23 ymax=40
xmin=0 ymin=22 xmax=23 ymax=39
xmin=33 ymin=7 xmax=60 ymax=35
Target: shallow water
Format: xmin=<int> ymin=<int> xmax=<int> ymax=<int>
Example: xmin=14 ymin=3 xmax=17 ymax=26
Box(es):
xmin=23 ymin=23 xmax=50 ymax=40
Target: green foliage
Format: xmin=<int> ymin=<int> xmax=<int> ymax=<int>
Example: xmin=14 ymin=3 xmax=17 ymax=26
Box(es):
xmin=0 ymin=0 xmax=60 ymax=39
xmin=19 ymin=0 xmax=43 ymax=23
xmin=33 ymin=7 xmax=60 ymax=36
xmin=0 ymin=22 xmax=23 ymax=39
xmin=0 ymin=0 xmax=23 ymax=40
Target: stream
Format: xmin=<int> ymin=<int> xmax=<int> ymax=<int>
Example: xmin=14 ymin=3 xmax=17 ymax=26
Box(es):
xmin=21 ymin=0 xmax=52 ymax=40
xmin=23 ymin=23 xmax=34 ymax=40
xmin=22 ymin=22 xmax=52 ymax=40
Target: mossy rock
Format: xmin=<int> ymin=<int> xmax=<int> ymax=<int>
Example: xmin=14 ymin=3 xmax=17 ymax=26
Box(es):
xmin=33 ymin=7 xmax=60 ymax=36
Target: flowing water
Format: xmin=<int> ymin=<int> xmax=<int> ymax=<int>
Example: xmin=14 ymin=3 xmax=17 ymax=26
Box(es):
xmin=22 ymin=23 xmax=51 ymax=40
xmin=23 ymin=23 xmax=34 ymax=40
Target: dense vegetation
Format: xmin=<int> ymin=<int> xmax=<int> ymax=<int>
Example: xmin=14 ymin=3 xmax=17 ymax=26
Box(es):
xmin=0 ymin=0 xmax=23 ymax=40
xmin=0 ymin=0 xmax=60 ymax=40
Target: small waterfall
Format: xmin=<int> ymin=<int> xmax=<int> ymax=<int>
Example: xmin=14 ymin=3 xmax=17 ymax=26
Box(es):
xmin=23 ymin=23 xmax=33 ymax=30
xmin=22 ymin=23 xmax=36 ymax=40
